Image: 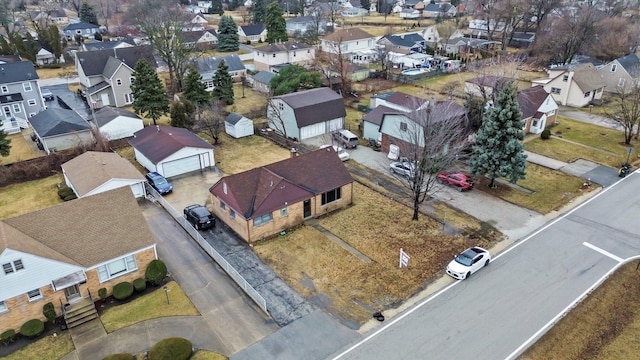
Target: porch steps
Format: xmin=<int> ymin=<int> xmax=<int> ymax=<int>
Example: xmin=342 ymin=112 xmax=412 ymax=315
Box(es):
xmin=64 ymin=298 xmax=99 ymax=329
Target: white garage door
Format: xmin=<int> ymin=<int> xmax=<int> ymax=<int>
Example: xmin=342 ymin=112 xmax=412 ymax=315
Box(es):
xmin=161 ymin=155 xmax=201 ymax=178
xmin=327 ymin=118 xmax=343 ymax=132
xmin=300 ymin=122 xmax=325 ymax=140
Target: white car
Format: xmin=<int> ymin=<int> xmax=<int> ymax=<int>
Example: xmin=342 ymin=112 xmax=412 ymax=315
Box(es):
xmin=389 ymin=161 xmax=416 ymax=179
xmin=446 ymin=246 xmax=491 ymax=280
xmin=320 ymin=144 xmax=349 ymax=161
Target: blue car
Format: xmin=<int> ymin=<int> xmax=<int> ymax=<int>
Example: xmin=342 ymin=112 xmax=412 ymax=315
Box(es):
xmin=146 ymin=172 xmax=173 ymax=195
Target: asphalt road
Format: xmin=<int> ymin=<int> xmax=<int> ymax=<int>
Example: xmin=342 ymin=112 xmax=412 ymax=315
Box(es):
xmin=329 ymin=171 xmax=640 ymax=360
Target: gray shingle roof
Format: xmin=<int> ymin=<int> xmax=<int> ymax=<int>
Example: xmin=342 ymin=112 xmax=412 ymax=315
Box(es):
xmin=102 ymin=56 xmax=125 ymax=78
xmin=253 ymin=70 xmax=276 ymax=84
xmin=76 ymin=46 xmax=156 ymax=77
xmin=617 ymin=53 xmax=640 ymax=78
xmin=240 ymin=24 xmax=266 ymax=36
xmin=193 ymin=54 xmax=246 ymax=73
xmin=63 ymin=22 xmax=99 ymax=31
xmin=379 ymin=33 xmax=424 ymax=48
xmin=276 ymin=87 xmax=346 ymax=127
xmin=571 ymin=63 xmax=605 ymax=92
xmin=0 ymin=61 xmax=39 ymax=85
xmin=93 ymin=106 xmax=141 ymax=127
xmin=254 ymin=41 xmax=312 ymax=53
xmin=129 ymin=125 xmax=213 ymax=164
xmin=30 ymin=109 xmax=91 ymax=138
xmin=225 ymin=112 xmax=244 ymax=125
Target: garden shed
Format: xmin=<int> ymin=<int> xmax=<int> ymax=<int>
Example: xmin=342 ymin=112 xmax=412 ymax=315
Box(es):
xmin=225 ymin=112 xmax=254 ymax=139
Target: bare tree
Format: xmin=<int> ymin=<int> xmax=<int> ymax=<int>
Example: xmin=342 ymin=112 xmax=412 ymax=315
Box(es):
xmin=389 ymin=99 xmax=471 ymax=220
xmin=435 ymin=21 xmax=459 ymax=54
xmin=124 ymin=0 xmax=193 ymax=93
xmin=96 ymin=0 xmax=113 ymax=34
xmin=606 ymin=85 xmax=640 ymax=145
xmin=238 ymin=6 xmax=251 ymax=24
xmin=316 ymin=36 xmax=351 ymax=96
xmin=266 ymin=95 xmax=291 ymax=145
xmin=198 ymin=101 xmax=227 ymax=145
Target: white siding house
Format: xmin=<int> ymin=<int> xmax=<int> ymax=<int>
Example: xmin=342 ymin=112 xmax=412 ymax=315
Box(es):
xmin=93 ymin=106 xmax=144 ymax=140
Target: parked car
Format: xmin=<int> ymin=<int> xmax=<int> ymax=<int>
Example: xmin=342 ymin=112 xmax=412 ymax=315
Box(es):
xmin=446 ymin=247 xmax=491 ymax=280
xmin=390 ymin=161 xmax=416 ymax=179
xmin=41 ymin=88 xmax=54 ymax=101
xmin=320 ymin=144 xmax=349 ymax=161
xmin=184 ymin=204 xmax=215 ymax=230
xmin=437 ymin=172 xmax=474 ymax=191
xmin=332 ymin=129 xmax=359 ymax=149
xmin=145 ymin=172 xmax=173 ymax=195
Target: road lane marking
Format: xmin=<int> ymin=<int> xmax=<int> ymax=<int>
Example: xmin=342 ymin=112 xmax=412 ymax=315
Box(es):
xmin=583 ymin=242 xmax=623 ymax=262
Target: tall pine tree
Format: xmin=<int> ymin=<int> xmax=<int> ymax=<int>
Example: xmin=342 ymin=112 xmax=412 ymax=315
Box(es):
xmin=183 ymin=69 xmax=210 ymax=107
xmin=211 ymin=60 xmax=234 ymax=105
xmin=251 ymin=0 xmax=267 ymax=24
xmin=80 ymin=2 xmax=99 ymax=25
xmin=131 ymin=59 xmax=169 ymax=126
xmin=468 ymin=82 xmax=527 ymax=188
xmin=0 ymin=123 xmax=10 ymax=157
xmin=217 ymin=16 xmax=239 ymax=52
xmin=210 ymin=0 xmax=224 ymax=15
xmin=265 ymin=2 xmax=287 ymax=44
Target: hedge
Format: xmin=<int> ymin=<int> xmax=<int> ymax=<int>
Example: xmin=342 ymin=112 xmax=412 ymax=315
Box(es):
xmin=102 ymin=354 xmax=135 ymax=360
xmin=145 ymin=259 xmax=168 ymax=286
xmin=133 ymin=278 xmax=146 ymax=292
xmin=43 ymin=302 xmax=56 ymax=324
xmin=148 ymin=337 xmax=192 ymax=360
xmin=98 ymin=287 xmax=107 ymax=301
xmin=112 ymin=282 xmax=134 ymax=300
xmin=541 ymin=129 xmax=551 ymax=140
xmin=1 ymin=329 xmax=15 ymax=344
xmin=20 ymin=319 xmax=44 ymax=338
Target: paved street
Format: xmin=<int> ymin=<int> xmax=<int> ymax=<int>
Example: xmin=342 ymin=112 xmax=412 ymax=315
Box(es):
xmin=328 ymin=171 xmax=640 ymax=360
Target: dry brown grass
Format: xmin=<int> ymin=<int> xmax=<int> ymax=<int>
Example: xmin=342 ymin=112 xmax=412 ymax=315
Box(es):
xmin=522 ymin=262 xmax=640 ymax=360
xmin=207 ymin=132 xmax=290 ymax=174
xmin=227 ymin=84 xmax=267 ymax=119
xmin=254 ymin=182 xmax=498 ymax=324
xmin=0 ymin=133 xmax=40 ymax=165
xmin=115 ymin=146 xmax=148 ymax=174
xmin=0 ymin=174 xmax=64 ymax=219
xmin=1 ymin=332 xmax=74 ymax=360
xmin=36 ymin=66 xmax=77 ymax=80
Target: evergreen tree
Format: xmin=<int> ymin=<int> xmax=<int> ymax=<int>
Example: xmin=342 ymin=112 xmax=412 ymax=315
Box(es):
xmin=468 ymin=82 xmax=527 ymax=188
xmin=131 ymin=59 xmax=169 ymax=126
xmin=183 ymin=69 xmax=210 ymax=107
xmin=251 ymin=0 xmax=267 ymax=24
xmin=0 ymin=36 xmax=11 ymax=55
xmin=0 ymin=123 xmax=11 ymax=157
xmin=210 ymin=0 xmax=224 ymax=15
xmin=269 ymin=64 xmax=321 ymax=95
xmin=217 ymin=15 xmax=239 ymax=52
xmin=170 ymin=96 xmax=195 ymax=128
xmin=211 ymin=60 xmax=234 ymax=105
xmin=228 ymin=0 xmax=241 ymax=11
xmin=80 ymin=2 xmax=99 ymax=25
xmin=360 ymin=0 xmax=371 ymax=12
xmin=265 ymin=2 xmax=287 ymax=44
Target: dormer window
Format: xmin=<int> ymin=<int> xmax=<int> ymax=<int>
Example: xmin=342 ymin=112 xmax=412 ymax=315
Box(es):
xmin=3 ymin=259 xmax=25 ymax=275
xmin=23 ymin=82 xmax=32 ymax=92
xmin=562 ymin=75 xmax=568 ymax=82
xmin=1 ymin=85 xmax=7 ymax=93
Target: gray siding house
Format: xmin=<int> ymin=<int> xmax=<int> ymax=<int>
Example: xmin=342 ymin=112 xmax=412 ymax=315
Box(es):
xmin=75 ymin=46 xmax=156 ymax=109
xmin=0 ymin=61 xmax=46 ymax=134
xmin=62 ymin=22 xmax=100 ymax=40
xmin=192 ymin=55 xmax=246 ymax=91
xmin=30 ymin=109 xmax=94 ymax=154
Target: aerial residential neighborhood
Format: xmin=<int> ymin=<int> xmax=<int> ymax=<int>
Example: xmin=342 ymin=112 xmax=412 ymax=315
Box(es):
xmin=1 ymin=0 xmax=640 ymax=359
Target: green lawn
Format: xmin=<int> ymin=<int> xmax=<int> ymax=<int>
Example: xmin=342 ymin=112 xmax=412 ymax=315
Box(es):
xmin=0 ymin=332 xmax=74 ymax=360
xmin=0 ymin=175 xmax=64 ymax=219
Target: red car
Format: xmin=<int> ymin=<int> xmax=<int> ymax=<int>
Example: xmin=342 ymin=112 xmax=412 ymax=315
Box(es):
xmin=437 ymin=173 xmax=474 ymax=191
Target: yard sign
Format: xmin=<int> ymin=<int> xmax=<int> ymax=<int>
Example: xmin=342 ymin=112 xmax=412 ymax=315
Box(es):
xmin=399 ymin=248 xmax=410 ymax=268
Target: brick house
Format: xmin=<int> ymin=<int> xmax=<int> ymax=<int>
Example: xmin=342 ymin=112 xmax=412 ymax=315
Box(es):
xmin=0 ymin=187 xmax=158 ymax=334
xmin=209 ymin=148 xmax=354 ymax=243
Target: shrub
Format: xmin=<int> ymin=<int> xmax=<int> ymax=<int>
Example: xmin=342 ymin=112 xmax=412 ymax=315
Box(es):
xmin=133 ymin=278 xmax=146 ymax=292
xmin=540 ymin=129 xmax=551 ymax=140
xmin=112 ymin=282 xmax=134 ymax=300
xmin=1 ymin=329 xmax=15 ymax=344
xmin=145 ymin=259 xmax=168 ymax=286
xmin=57 ymin=186 xmax=74 ymax=199
xmin=102 ymin=354 xmax=135 ymax=360
xmin=63 ymin=194 xmax=77 ymax=201
xmin=20 ymin=319 xmax=44 ymax=338
xmin=43 ymin=302 xmax=57 ymax=324
xmin=148 ymin=337 xmax=192 ymax=360
xmin=98 ymin=287 xmax=107 ymax=301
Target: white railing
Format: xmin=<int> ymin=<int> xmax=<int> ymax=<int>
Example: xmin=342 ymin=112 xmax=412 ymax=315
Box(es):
xmin=145 ymin=184 xmax=268 ymax=314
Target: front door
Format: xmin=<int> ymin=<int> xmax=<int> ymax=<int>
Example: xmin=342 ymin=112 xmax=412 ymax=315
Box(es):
xmin=64 ymin=285 xmax=81 ymax=302
xmin=303 ymin=199 xmax=311 ymax=218
xmin=101 ymin=93 xmax=110 ymax=106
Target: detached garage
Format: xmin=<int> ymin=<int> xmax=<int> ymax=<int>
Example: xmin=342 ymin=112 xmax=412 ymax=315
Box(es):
xmin=129 ymin=125 xmax=214 ymax=178
xmin=225 ymin=112 xmax=254 ymax=139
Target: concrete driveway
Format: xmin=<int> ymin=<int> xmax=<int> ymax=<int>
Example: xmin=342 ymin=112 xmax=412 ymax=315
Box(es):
xmin=162 ymin=168 xmax=223 ymax=212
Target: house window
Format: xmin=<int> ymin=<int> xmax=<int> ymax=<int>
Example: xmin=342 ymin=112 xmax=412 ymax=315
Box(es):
xmin=584 ymin=91 xmax=591 ymax=98
xmin=618 ymin=78 xmax=626 ymax=88
xmin=551 ymin=87 xmax=561 ymax=94
xmin=532 ymin=120 xmax=539 ymax=127
xmin=1 ymin=85 xmax=7 ymax=93
xmin=400 ymin=122 xmax=407 ymax=131
xmin=220 ymin=202 xmax=226 ymax=210
xmin=278 ymin=102 xmax=284 ymax=111
xmin=96 ymin=255 xmax=138 ymax=283
xmin=611 ymin=64 xmax=617 ymax=72
xmin=0 ymin=301 xmax=7 ymax=313
xmin=280 ymin=208 xmax=288 ymax=217
xmin=23 ymin=82 xmax=32 ymax=92
xmin=124 ymin=93 xmax=134 ymax=104
xmin=253 ymin=213 xmax=273 ymax=226
xmin=27 ymin=289 xmax=42 ymax=302
xmin=293 ymin=51 xmax=296 ymax=57
xmin=562 ymin=75 xmax=568 ymax=82
xmin=321 ymin=187 xmax=342 ymax=205
xmin=273 ymin=54 xmax=276 ymax=57
xmin=130 ymin=77 xmax=135 ymax=84
xmin=14 ymin=259 xmax=24 ymax=271
xmin=2 ymin=263 xmax=13 ymax=274
xmin=27 ymin=99 xmax=36 ymax=106
xmin=116 ymin=78 xmax=122 ymax=86
xmin=12 ymin=104 xmax=20 ymax=113
xmin=230 ymin=209 xmax=235 ymax=219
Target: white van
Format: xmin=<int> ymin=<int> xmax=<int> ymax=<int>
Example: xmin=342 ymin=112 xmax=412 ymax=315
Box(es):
xmin=332 ymin=129 xmax=359 ymax=149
